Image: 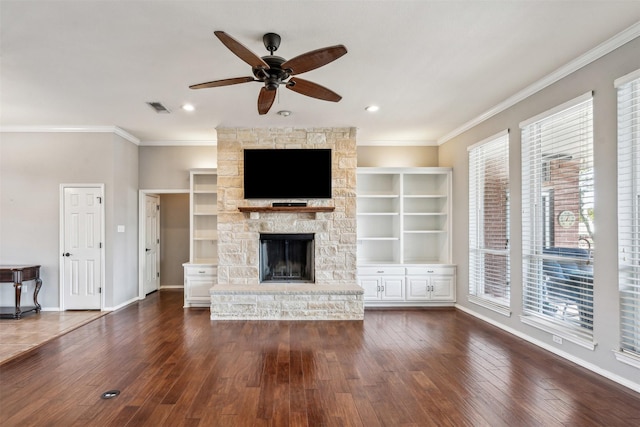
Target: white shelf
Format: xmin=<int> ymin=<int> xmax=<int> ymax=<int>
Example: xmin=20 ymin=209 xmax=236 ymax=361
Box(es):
xmin=358 ymin=237 xmax=400 ymax=241
xmin=194 ymin=230 xmax=218 ymax=240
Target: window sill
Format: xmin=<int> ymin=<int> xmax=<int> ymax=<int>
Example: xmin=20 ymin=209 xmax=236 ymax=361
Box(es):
xmin=613 ymin=350 xmax=640 ymax=369
xmin=468 ymin=295 xmax=511 ymax=317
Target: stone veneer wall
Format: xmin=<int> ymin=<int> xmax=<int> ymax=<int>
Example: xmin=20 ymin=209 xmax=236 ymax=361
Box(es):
xmin=212 ymin=127 xmax=363 ymax=320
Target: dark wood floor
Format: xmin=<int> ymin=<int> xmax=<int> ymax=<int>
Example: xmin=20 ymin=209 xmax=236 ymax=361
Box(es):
xmin=1 ymin=290 xmax=639 ymax=426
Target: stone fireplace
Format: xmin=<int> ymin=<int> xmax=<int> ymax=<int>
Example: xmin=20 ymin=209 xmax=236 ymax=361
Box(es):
xmin=210 ymin=127 xmax=364 ymax=320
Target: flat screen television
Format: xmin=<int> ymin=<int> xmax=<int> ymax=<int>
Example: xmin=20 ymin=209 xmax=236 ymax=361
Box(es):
xmin=244 ymin=149 xmax=332 ymax=199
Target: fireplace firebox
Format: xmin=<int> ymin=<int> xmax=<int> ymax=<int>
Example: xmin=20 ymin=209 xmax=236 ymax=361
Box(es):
xmin=259 ymin=233 xmax=314 ymax=283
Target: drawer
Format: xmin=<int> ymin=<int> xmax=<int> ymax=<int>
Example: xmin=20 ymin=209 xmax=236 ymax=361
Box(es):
xmin=358 ymin=266 xmax=405 ymax=276
xmin=184 ymin=265 xmax=216 ymax=276
xmin=405 ymin=266 xmax=455 ymax=276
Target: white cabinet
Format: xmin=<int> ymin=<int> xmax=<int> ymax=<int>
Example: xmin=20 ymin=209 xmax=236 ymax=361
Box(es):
xmin=358 ymin=267 xmax=405 ymax=302
xmin=183 ymin=169 xmax=217 ymax=307
xmin=406 ymin=266 xmax=455 ymax=302
xmin=357 ymin=167 xmax=455 ymax=307
xmin=183 ymin=264 xmax=216 ymax=307
xmin=359 ymin=265 xmax=455 ymax=307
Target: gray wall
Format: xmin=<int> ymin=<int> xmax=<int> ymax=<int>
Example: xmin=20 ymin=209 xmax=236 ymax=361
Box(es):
xmin=0 ymin=132 xmax=139 ymax=309
xmin=439 ymin=36 xmax=640 ymax=390
xmin=139 ymin=145 xmax=216 ymax=190
xmin=357 ymin=145 xmax=439 ymax=167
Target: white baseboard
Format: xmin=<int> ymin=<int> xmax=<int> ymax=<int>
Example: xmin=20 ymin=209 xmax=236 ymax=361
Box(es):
xmin=104 ymin=296 xmax=140 ymax=312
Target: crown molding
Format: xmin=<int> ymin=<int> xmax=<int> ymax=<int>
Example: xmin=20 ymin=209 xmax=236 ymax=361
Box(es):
xmin=0 ymin=125 xmax=141 ymax=145
xmin=438 ymin=21 xmax=640 ymax=145
xmin=139 ymin=140 xmax=217 ymax=147
xmin=357 ymin=140 xmax=438 ymax=147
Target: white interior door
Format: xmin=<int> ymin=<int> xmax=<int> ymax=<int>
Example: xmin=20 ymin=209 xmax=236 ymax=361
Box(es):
xmin=61 ymin=186 xmax=103 ymax=310
xmin=144 ymin=194 xmax=160 ymax=294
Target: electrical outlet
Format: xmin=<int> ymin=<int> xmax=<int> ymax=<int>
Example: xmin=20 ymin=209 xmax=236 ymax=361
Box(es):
xmin=552 ymin=335 xmax=563 ymax=344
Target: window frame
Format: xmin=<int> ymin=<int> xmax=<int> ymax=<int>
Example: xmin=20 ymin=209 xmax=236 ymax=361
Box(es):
xmin=615 ymin=68 xmax=640 ymax=369
xmin=468 ymin=130 xmax=511 ymax=316
xmin=520 ymin=92 xmax=595 ymax=349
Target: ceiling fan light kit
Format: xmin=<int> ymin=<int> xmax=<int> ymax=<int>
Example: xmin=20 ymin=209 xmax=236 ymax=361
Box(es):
xmin=189 ymin=31 xmax=347 ymax=115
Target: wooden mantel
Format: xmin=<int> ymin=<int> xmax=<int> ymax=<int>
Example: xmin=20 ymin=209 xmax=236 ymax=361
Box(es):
xmin=238 ymin=206 xmax=335 ymax=213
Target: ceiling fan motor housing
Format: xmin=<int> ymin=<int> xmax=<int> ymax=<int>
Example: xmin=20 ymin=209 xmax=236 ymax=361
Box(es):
xmin=253 ymin=55 xmax=290 ymax=90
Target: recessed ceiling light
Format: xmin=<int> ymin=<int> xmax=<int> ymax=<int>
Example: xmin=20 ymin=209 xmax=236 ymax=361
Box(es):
xmin=182 ymin=104 xmax=195 ymax=112
xmin=365 ymin=105 xmax=379 ymax=112
xmin=277 ymin=110 xmax=291 ymax=117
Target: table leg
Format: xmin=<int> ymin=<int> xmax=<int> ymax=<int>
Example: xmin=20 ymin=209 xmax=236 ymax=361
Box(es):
xmin=14 ymin=281 xmax=22 ymax=319
xmin=34 ymin=278 xmax=42 ymax=312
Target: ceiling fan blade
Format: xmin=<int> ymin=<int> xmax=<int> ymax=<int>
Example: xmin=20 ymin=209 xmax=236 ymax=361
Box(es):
xmin=286 ymin=77 xmax=342 ymax=102
xmin=258 ymin=87 xmax=277 ymax=115
xmin=281 ymin=45 xmax=347 ymax=75
xmin=214 ymin=31 xmax=269 ymax=69
xmin=189 ymin=76 xmax=255 ymax=89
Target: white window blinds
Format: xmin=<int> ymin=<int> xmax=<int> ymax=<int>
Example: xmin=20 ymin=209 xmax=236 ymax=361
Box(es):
xmin=617 ymin=69 xmax=640 ymax=359
xmin=521 ymin=93 xmax=594 ymax=343
xmin=469 ymin=131 xmax=510 ymax=312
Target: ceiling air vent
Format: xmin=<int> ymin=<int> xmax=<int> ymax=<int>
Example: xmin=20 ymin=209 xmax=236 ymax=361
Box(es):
xmin=146 ymin=101 xmax=170 ymax=114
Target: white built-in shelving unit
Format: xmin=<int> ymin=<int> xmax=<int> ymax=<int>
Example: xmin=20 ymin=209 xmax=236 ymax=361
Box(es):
xmin=356 ymin=167 xmax=455 ymax=306
xmin=183 ymin=169 xmax=217 ymax=307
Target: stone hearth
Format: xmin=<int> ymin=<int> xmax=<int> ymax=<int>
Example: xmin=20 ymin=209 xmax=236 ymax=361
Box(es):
xmin=211 ymin=127 xmax=363 ymax=320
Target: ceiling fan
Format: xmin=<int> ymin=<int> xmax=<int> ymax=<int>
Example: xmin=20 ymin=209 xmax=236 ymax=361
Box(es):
xmin=189 ymin=31 xmax=347 ymax=115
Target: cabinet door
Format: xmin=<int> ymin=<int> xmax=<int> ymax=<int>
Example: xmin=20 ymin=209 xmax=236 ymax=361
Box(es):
xmin=406 ymin=276 xmax=430 ymax=300
xmin=381 ymin=276 xmax=405 ymax=300
xmin=358 ymin=276 xmax=382 ymax=300
xmin=185 ymin=277 xmax=213 ymax=301
xmin=430 ymin=276 xmax=455 ymax=301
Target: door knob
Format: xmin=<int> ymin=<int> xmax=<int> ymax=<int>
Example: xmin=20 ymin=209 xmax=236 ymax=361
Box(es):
xmin=63 ymin=252 xmax=71 ymax=257
xmin=146 ymin=248 xmax=151 ymax=252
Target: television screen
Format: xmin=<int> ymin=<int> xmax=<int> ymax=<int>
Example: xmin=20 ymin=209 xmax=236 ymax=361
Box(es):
xmin=244 ymin=149 xmax=332 ymax=199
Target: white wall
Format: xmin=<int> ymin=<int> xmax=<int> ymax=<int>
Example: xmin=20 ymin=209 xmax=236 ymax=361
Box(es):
xmin=0 ymin=132 xmax=139 ymax=310
xmin=439 ymin=36 xmax=640 ymax=391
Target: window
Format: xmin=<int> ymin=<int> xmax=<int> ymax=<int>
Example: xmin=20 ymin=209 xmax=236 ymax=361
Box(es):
xmin=616 ymin=69 xmax=640 ymax=367
xmin=469 ymin=131 xmax=510 ymax=314
xmin=521 ymin=93 xmax=595 ymax=347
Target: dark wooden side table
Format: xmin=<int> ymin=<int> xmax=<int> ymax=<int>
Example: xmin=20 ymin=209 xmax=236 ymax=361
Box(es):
xmin=0 ymin=265 xmax=42 ymax=319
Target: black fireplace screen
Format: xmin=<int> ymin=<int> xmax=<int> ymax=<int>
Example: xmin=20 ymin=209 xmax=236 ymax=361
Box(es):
xmin=259 ymin=233 xmax=314 ymax=283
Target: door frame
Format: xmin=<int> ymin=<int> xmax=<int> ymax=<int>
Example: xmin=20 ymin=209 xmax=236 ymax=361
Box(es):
xmin=137 ymin=189 xmax=189 ymax=300
xmin=59 ymin=183 xmax=106 ymax=311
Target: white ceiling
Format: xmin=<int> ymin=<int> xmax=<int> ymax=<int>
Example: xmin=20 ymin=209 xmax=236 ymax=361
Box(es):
xmin=1 ymin=1 xmax=639 ymax=146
